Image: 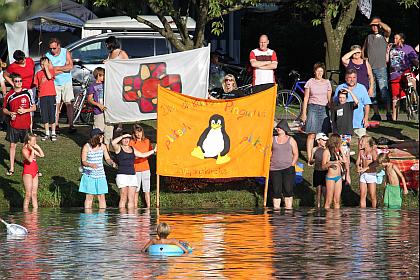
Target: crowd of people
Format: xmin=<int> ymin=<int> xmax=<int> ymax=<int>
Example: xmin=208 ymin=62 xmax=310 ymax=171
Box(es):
xmin=265 ymin=17 xmax=417 ymax=210
xmin=0 ymin=16 xmax=418 ymax=211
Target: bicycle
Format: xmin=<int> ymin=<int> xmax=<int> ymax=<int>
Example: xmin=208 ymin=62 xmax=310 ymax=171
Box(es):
xmin=72 ymin=65 xmax=94 ymax=125
xmin=403 ymin=67 xmax=419 ymax=120
xmin=276 ymin=70 xmax=304 ymax=122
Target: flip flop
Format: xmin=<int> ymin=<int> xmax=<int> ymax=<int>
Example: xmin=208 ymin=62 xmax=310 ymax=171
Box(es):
xmin=6 ymin=170 xmax=14 ymax=176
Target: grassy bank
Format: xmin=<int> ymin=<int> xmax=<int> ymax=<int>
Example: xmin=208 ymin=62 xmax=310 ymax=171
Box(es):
xmin=0 ymin=118 xmax=418 ymax=209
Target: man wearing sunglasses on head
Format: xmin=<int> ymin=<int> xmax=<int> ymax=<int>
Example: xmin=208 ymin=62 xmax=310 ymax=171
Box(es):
xmin=46 ymin=38 xmax=76 ymax=133
xmin=3 ymin=74 xmax=36 ymax=176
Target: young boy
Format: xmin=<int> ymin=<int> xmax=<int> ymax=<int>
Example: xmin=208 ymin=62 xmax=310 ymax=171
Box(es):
xmin=331 ymin=88 xmax=359 ymax=157
xmin=309 ymin=132 xmax=328 ymax=208
xmin=87 ymin=67 xmax=113 ymax=151
xmin=142 ymin=222 xmax=190 ymax=253
xmin=377 ymin=153 xmax=408 ymax=209
xmin=2 ymin=74 xmax=36 ymax=175
xmin=34 ymin=57 xmax=57 ymax=141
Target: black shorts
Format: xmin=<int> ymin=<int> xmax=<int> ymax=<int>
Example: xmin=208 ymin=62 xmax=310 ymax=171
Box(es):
xmin=39 ymin=95 xmax=56 ymax=124
xmin=313 ymin=170 xmax=327 ymax=188
xmin=6 ymin=126 xmax=29 ymax=143
xmin=270 ymin=166 xmax=295 ymax=198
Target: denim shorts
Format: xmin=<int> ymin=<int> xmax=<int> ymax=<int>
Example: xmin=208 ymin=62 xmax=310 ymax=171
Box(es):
xmin=305 ymin=104 xmax=330 ymax=134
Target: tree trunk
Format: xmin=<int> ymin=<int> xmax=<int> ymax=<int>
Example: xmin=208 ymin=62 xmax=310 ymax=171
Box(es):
xmin=323 ymin=0 xmax=359 ymax=83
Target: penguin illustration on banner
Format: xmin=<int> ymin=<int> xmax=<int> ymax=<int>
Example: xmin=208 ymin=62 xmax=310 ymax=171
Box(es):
xmin=191 ymin=114 xmax=231 ymax=164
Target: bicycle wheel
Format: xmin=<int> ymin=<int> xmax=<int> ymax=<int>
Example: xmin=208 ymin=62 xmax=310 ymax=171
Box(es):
xmin=80 ymin=110 xmax=94 ymax=125
xmin=276 ymin=89 xmax=302 ymax=122
xmin=406 ymin=88 xmax=418 ymax=120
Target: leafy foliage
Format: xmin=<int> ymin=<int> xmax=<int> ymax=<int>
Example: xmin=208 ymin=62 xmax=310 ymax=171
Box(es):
xmin=92 ymin=0 xmax=260 ymax=50
xmin=398 ymin=0 xmax=419 ymax=8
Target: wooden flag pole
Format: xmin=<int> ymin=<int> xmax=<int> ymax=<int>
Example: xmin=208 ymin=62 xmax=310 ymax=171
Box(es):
xmin=263 ymin=174 xmax=269 ymax=207
xmin=156 ymin=174 xmax=160 ymax=208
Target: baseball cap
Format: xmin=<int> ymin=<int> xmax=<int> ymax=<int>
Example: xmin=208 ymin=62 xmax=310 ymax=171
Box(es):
xmin=315 ymin=133 xmax=329 ymax=141
xmin=90 ymin=128 xmax=104 ymax=138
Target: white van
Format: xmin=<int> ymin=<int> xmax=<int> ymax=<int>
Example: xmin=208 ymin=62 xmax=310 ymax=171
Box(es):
xmin=81 ymin=15 xmax=196 ymax=38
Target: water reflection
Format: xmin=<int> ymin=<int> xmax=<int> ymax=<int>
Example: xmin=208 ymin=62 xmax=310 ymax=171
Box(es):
xmin=0 ymin=208 xmax=418 ymax=279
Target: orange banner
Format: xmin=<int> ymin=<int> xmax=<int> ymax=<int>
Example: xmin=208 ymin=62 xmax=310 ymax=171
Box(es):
xmin=157 ymin=86 xmax=277 ymax=178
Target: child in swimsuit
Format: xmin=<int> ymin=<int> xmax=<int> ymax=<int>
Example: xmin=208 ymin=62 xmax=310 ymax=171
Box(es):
xmin=142 ymin=222 xmax=190 ymax=253
xmin=377 ymin=153 xmax=408 ymax=209
xmin=357 ymin=135 xmax=378 ymax=208
xmin=309 ymin=133 xmax=329 ymax=208
xmin=22 ymin=133 xmax=45 ymax=210
xmin=322 ymin=134 xmax=348 ymax=209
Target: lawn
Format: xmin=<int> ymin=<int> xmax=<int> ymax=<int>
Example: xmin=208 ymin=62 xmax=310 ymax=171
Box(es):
xmin=0 ymin=117 xmax=418 ymax=209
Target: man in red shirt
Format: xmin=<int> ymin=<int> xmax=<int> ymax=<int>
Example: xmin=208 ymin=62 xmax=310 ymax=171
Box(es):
xmin=2 ymin=74 xmax=36 ymax=176
xmin=34 ymin=57 xmax=57 ymax=141
xmin=3 ymin=50 xmax=35 ymax=91
xmin=249 ymin=35 xmax=278 ymax=86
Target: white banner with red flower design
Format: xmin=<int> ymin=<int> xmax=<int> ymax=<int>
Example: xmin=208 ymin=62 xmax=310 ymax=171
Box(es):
xmin=104 ymin=46 xmax=210 ymax=124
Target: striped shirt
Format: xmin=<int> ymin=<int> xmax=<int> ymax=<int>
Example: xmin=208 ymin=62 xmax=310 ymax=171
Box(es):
xmin=83 ymin=145 xmax=105 ymax=179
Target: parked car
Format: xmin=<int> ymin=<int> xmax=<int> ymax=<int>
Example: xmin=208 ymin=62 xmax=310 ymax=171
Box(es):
xmin=67 ymin=31 xmax=181 ymax=82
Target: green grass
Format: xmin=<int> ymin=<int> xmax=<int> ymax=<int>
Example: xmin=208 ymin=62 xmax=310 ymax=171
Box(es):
xmin=0 ymin=116 xmax=418 ymax=209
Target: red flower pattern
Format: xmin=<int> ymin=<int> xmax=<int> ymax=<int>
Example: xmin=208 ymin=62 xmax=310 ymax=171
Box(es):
xmin=122 ymin=62 xmax=182 ymax=113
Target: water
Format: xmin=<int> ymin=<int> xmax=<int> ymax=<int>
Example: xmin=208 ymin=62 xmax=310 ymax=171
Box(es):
xmin=0 ymin=208 xmax=418 ymax=279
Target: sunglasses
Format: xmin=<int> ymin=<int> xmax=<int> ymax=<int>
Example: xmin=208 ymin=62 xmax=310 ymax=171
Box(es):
xmin=49 ymin=47 xmax=58 ymax=50
xmin=13 ymin=80 xmax=22 ymax=83
xmin=225 ymin=78 xmax=234 ymax=82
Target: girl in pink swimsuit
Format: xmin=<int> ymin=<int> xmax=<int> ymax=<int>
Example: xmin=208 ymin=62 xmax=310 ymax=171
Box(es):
xmin=22 ymin=133 xmax=45 ymax=210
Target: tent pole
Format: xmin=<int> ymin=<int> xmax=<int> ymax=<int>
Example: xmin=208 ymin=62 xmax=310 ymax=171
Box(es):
xmin=156 ymin=174 xmax=160 ymax=208
xmin=263 ymin=174 xmax=269 ymax=207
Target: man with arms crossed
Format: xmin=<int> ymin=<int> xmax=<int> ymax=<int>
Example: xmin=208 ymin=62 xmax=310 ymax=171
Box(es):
xmin=249 ymin=35 xmax=278 ymax=86
xmin=46 ymin=38 xmax=76 ymax=133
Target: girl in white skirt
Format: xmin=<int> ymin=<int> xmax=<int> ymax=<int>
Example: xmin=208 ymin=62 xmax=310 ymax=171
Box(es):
xmin=112 ymin=133 xmax=156 ymax=209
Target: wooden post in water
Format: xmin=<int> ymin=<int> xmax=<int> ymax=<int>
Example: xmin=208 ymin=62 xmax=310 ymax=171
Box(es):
xmin=263 ymin=175 xmax=269 ymax=207
xmin=156 ymin=174 xmax=160 ymax=208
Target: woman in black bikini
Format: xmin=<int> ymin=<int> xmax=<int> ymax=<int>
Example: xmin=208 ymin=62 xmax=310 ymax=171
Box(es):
xmin=322 ymin=134 xmax=347 ymax=209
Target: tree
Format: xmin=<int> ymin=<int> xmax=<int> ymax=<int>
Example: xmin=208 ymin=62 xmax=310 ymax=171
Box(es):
xmin=93 ymin=0 xmax=260 ymax=51
xmin=296 ymin=0 xmax=419 ymax=80
xmin=0 ymin=0 xmax=58 ymax=40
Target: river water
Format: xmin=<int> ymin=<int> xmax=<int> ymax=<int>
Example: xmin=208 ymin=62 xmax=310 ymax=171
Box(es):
xmin=0 ymin=208 xmax=418 ymax=279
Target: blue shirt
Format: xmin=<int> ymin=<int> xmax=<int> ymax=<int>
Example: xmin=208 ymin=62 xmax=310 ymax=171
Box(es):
xmin=334 ymin=83 xmax=371 ymax=129
xmin=46 ymin=47 xmax=72 ymax=86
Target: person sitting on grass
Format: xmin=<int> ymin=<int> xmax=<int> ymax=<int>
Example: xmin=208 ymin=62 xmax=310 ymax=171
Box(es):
xmin=22 ymin=133 xmax=44 ymax=210
xmin=377 ymin=153 xmax=408 ymax=209
xmin=142 ymin=222 xmax=190 ymax=253
xmin=79 ymin=128 xmax=116 ymax=209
